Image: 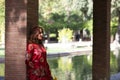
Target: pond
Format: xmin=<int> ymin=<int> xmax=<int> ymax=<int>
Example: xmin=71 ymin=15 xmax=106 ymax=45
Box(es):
xmin=48 ymin=54 xmax=92 ymax=80
xmin=0 ymin=47 xmax=120 ymax=80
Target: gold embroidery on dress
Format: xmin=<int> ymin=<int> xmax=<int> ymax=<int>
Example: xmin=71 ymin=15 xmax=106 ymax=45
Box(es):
xmin=40 ymin=57 xmax=44 ymax=62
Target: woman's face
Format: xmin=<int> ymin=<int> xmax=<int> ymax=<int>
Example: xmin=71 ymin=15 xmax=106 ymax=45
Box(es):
xmin=37 ymin=28 xmax=43 ymax=40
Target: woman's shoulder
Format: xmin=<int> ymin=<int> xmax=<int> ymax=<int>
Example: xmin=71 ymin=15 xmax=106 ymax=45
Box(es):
xmin=27 ymin=43 xmax=34 ymax=50
xmin=27 ymin=43 xmax=34 ymax=46
xmin=27 ymin=43 xmax=40 ymax=47
xmin=28 ymin=43 xmax=39 ymax=49
xmin=27 ymin=43 xmax=39 ymax=50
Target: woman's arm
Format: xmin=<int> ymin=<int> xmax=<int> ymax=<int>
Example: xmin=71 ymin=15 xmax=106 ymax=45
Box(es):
xmin=25 ymin=44 xmax=34 ymax=68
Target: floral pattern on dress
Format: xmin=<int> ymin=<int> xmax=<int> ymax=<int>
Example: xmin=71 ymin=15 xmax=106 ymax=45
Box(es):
xmin=25 ymin=43 xmax=53 ymax=80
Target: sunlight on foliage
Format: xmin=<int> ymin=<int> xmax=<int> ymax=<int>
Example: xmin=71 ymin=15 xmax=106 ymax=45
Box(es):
xmin=58 ymin=28 xmax=73 ymax=43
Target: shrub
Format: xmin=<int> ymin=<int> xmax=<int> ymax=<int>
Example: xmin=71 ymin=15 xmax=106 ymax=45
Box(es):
xmin=58 ymin=28 xmax=73 ymax=43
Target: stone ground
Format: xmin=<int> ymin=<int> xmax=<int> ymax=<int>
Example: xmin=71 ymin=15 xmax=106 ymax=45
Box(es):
xmin=110 ymin=72 xmax=120 ymax=80
xmin=0 ymin=77 xmax=4 ymax=80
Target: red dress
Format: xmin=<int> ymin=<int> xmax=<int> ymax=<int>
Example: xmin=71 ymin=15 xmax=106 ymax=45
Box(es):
xmin=26 ymin=43 xmax=53 ymax=80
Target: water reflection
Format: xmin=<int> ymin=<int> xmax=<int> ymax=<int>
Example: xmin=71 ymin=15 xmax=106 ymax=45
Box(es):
xmin=48 ymin=54 xmax=92 ymax=80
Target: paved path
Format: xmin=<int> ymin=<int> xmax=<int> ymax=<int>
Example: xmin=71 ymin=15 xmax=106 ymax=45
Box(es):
xmin=0 ymin=77 xmax=4 ymax=80
xmin=0 ymin=58 xmax=4 ymax=63
xmin=110 ymin=73 xmax=120 ymax=80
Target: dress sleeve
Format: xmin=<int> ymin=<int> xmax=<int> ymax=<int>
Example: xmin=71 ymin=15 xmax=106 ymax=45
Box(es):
xmin=25 ymin=44 xmax=34 ymax=65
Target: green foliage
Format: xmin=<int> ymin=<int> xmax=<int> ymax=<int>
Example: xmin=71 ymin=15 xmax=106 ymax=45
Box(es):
xmin=39 ymin=0 xmax=120 ymax=38
xmin=111 ymin=0 xmax=120 ymax=18
xmin=82 ymin=20 xmax=93 ymax=35
xmin=111 ymin=0 xmax=120 ymax=32
xmin=110 ymin=51 xmax=118 ymax=74
xmin=110 ymin=17 xmax=118 ymax=35
xmin=0 ymin=64 xmax=4 ymax=76
xmin=58 ymin=28 xmax=73 ymax=43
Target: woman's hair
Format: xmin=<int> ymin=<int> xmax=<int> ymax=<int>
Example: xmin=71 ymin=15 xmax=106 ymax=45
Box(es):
xmin=28 ymin=25 xmax=44 ymax=44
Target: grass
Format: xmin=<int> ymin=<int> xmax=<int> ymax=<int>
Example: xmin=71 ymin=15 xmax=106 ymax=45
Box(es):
xmin=0 ymin=49 xmax=4 ymax=58
xmin=0 ymin=63 xmax=4 ymax=76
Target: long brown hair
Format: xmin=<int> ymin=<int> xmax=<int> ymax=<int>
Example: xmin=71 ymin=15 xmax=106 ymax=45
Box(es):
xmin=28 ymin=25 xmax=44 ymax=45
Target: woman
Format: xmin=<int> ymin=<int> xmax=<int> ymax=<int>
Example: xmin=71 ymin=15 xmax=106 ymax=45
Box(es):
xmin=25 ymin=26 xmax=53 ymax=80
